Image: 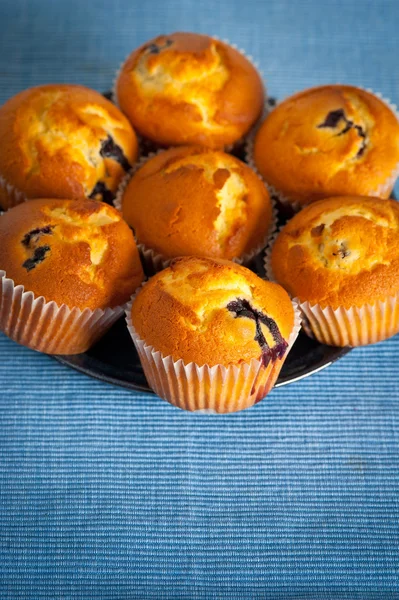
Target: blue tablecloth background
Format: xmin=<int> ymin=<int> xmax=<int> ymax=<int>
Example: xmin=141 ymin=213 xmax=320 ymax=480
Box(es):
xmin=1 ymin=1 xmax=399 ymax=597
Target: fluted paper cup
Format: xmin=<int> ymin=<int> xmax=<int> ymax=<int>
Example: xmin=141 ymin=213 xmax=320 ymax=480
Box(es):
xmin=125 ymin=294 xmax=301 ymax=413
xmin=0 ymin=175 xmax=27 ymax=210
xmin=113 ymin=149 xmax=163 ymax=214
xmin=245 ymin=128 xmax=303 ymax=215
xmin=298 ymin=296 xmax=399 ymax=347
xmin=0 ymin=270 xmax=123 ymax=355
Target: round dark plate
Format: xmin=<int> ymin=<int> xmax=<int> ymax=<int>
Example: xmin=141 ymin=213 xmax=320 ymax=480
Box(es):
xmin=54 ymin=92 xmax=351 ymax=392
xmin=53 ymin=249 xmax=351 ymax=392
xmin=54 ymin=317 xmax=351 ymax=391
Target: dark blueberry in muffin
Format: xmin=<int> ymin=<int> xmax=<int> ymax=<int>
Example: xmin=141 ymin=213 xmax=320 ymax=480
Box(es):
xmin=22 ymin=245 xmax=51 ymax=271
xmin=89 ymin=181 xmax=115 ymax=205
xmin=317 ymin=109 xmax=345 ymax=129
xmin=227 ymin=298 xmax=288 ymax=366
xmin=145 ymin=39 xmax=173 ymax=54
xmin=333 ymin=242 xmax=351 ymax=259
xmin=21 ymin=226 xmax=54 ymax=248
xmin=318 ymin=109 xmax=367 ymax=158
xmin=100 ymin=135 xmax=131 ymax=172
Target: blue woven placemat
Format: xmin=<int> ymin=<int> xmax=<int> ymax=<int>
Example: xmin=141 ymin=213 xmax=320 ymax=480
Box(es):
xmin=1 ymin=1 xmax=399 ymax=597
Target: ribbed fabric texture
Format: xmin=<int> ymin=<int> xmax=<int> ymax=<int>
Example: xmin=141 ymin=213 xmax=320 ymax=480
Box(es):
xmin=1 ymin=0 xmax=399 ymax=597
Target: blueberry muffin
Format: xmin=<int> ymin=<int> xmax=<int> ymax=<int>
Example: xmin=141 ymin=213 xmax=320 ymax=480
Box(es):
xmin=127 ymin=257 xmax=299 ymax=412
xmin=121 ymin=146 xmax=273 ymax=271
xmin=0 ymin=84 xmax=139 ymax=209
xmin=0 ymin=197 xmax=144 ymax=354
xmin=116 ymin=32 xmax=264 ymax=149
xmin=269 ymin=196 xmax=399 ymax=346
xmin=252 ymin=85 xmax=399 ymax=209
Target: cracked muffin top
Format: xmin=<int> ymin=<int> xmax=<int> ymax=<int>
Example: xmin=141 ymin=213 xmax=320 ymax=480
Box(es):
xmin=270 ymin=196 xmax=399 ymax=308
xmin=116 ymin=32 xmax=264 ymax=149
xmin=0 ymin=198 xmax=144 ymax=310
xmin=131 ymin=256 xmax=294 ymax=367
xmin=121 ymin=146 xmax=273 ymax=261
xmin=0 ymin=84 xmax=139 ymax=210
xmin=253 ymin=85 xmax=399 ymax=206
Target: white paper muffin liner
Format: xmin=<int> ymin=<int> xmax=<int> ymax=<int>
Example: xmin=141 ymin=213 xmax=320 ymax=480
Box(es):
xmin=264 ymin=228 xmax=399 ymax=347
xmin=245 ymin=122 xmax=303 ymax=214
xmin=114 ymin=148 xmax=278 ymax=274
xmin=113 ymin=150 xmax=162 ymax=213
xmin=245 ymin=86 xmax=399 ymax=213
xmin=263 ymin=227 xmax=284 ymax=283
xmin=0 ymin=175 xmax=28 ymax=210
xmin=112 ymin=36 xmax=267 ymax=154
xmin=0 ymin=270 xmax=124 ymax=355
xmin=125 ymin=290 xmax=301 ymax=413
xmin=297 ymin=295 xmax=399 ymax=346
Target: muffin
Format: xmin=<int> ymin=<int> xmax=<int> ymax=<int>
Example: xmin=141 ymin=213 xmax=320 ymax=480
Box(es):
xmin=119 ymin=146 xmax=274 ymax=272
xmin=127 ymin=257 xmax=300 ymax=413
xmin=0 ymin=84 xmax=139 ymax=210
xmin=251 ymin=85 xmax=399 ymax=209
xmin=268 ymin=196 xmax=399 ymax=346
xmin=116 ymin=32 xmax=264 ymax=149
xmin=0 ymin=197 xmax=144 ymax=354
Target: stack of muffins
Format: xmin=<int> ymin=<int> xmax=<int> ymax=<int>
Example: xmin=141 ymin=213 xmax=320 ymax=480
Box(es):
xmin=1 ymin=32 xmax=399 ymax=413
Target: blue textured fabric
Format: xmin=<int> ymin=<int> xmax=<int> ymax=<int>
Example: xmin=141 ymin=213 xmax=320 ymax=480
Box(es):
xmin=1 ymin=0 xmax=399 ymax=597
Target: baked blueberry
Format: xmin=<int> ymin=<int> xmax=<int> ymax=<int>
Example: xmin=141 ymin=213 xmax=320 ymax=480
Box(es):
xmin=226 ymin=298 xmax=287 ymax=366
xmin=22 ymin=245 xmax=51 ymax=272
xmin=116 ymin=32 xmax=264 ymax=149
xmin=253 ymin=85 xmax=399 ymax=208
xmin=0 ymin=197 xmax=143 ymax=310
xmin=0 ymin=84 xmax=138 ymax=210
xmin=128 ymin=257 xmax=298 ymax=412
xmin=270 ymin=195 xmax=399 ymax=346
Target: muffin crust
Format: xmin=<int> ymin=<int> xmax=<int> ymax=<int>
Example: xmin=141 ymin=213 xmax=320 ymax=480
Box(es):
xmin=271 ymin=196 xmax=399 ymax=307
xmin=122 ymin=146 xmax=272 ymax=260
xmin=131 ymin=256 xmax=294 ymax=366
xmin=0 ymin=84 xmax=138 ymax=209
xmin=0 ymin=198 xmax=144 ymax=309
xmin=253 ymin=85 xmax=399 ymax=205
xmin=116 ymin=32 xmax=264 ymax=148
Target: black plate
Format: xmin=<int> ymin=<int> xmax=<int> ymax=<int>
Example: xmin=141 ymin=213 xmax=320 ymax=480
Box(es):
xmin=53 ymin=231 xmax=351 ymax=393
xmin=54 ymin=92 xmax=351 ymax=392
xmin=54 ymin=317 xmax=351 ymax=391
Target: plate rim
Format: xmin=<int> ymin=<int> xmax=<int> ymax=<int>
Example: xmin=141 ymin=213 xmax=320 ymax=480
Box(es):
xmin=53 ymin=344 xmax=352 ymax=393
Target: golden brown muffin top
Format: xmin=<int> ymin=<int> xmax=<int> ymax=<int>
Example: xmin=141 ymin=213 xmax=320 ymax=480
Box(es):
xmin=116 ymin=32 xmax=264 ymax=148
xmin=131 ymin=256 xmax=294 ymax=367
xmin=0 ymin=84 xmax=138 ymax=209
xmin=253 ymin=85 xmax=399 ymax=205
xmin=271 ymin=196 xmax=399 ymax=308
xmin=122 ymin=146 xmax=272 ymax=260
xmin=0 ymin=198 xmax=144 ymax=310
